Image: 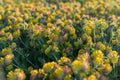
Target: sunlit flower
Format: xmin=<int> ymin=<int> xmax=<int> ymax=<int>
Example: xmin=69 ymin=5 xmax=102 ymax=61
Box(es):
xmin=0 ymin=15 xmax=2 ymax=20
xmin=30 ymin=70 xmax=38 ymax=80
xmin=6 ymin=32 xmax=13 ymax=41
xmin=37 ymin=69 xmax=47 ymax=79
xmin=92 ymin=50 xmax=104 ymax=66
xmin=53 ymin=67 xmax=64 ymax=80
xmin=4 ymin=53 xmax=14 ymax=65
xmin=7 ymin=69 xmax=26 ymax=80
xmin=13 ymin=30 xmax=20 ymax=38
xmin=7 ymin=71 xmax=17 ymax=80
xmin=43 ymin=62 xmax=57 ymax=73
xmin=107 ymin=51 xmax=119 ymax=64
xmin=0 ymin=0 xmax=120 ymax=80
xmin=72 ymin=60 xmax=82 ymax=74
xmin=58 ymin=57 xmax=71 ymax=66
xmin=103 ymin=63 xmax=112 ymax=74
xmin=83 ymin=26 xmax=92 ymax=35
xmin=1 ymin=47 xmax=12 ymax=56
xmin=88 ymin=74 xmax=97 ymax=80
xmin=96 ymin=42 xmax=106 ymax=51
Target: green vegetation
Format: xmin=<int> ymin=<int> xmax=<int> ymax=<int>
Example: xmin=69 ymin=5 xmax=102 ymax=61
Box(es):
xmin=0 ymin=0 xmax=120 ymax=80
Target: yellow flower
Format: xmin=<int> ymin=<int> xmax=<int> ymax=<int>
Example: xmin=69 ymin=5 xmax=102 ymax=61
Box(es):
xmin=43 ymin=62 xmax=57 ymax=73
xmin=75 ymin=13 xmax=81 ymax=20
xmin=0 ymin=6 xmax=4 ymax=13
xmin=7 ymin=71 xmax=17 ymax=80
xmin=88 ymin=74 xmax=97 ymax=80
xmin=77 ymin=53 xmax=90 ymax=71
xmin=14 ymin=69 xmax=26 ymax=80
xmin=47 ymin=23 xmax=53 ymax=27
xmin=54 ymin=67 xmax=64 ymax=80
xmin=49 ymin=15 xmax=55 ymax=20
xmin=61 ymin=22 xmax=65 ymax=27
xmin=100 ymin=7 xmax=105 ymax=14
xmin=103 ymin=63 xmax=112 ymax=74
xmin=30 ymin=69 xmax=38 ymax=80
xmin=117 ymin=29 xmax=120 ymax=36
xmin=10 ymin=42 xmax=17 ymax=49
xmin=92 ymin=50 xmax=104 ymax=59
xmin=30 ymin=70 xmax=38 ymax=76
xmin=53 ymin=46 xmax=59 ymax=52
xmin=0 ymin=30 xmax=5 ymax=36
xmin=24 ymin=13 xmax=29 ymax=19
xmin=33 ymin=30 xmax=40 ymax=36
xmin=13 ymin=30 xmax=20 ymax=38
xmin=72 ymin=60 xmax=82 ymax=74
xmin=7 ymin=69 xmax=26 ymax=80
xmin=93 ymin=57 xmax=103 ymax=65
xmin=37 ymin=69 xmax=47 ymax=79
xmin=64 ymin=74 xmax=72 ymax=80
xmin=4 ymin=54 xmax=14 ymax=65
xmin=78 ymin=52 xmax=90 ymax=60
xmin=83 ymin=77 xmax=87 ymax=80
xmin=17 ymin=17 xmax=23 ymax=22
xmin=83 ymin=26 xmax=92 ymax=35
xmin=107 ymin=51 xmax=119 ymax=64
xmin=0 ymin=15 xmax=2 ymax=20
xmin=96 ymin=42 xmax=106 ymax=51
xmin=6 ymin=32 xmax=13 ymax=41
xmin=58 ymin=57 xmax=71 ymax=65
xmin=69 ymin=28 xmax=76 ymax=35
xmin=92 ymin=50 xmax=104 ymax=65
xmin=1 ymin=47 xmax=12 ymax=56
xmin=56 ymin=19 xmax=62 ymax=25
xmin=81 ymin=8 xmax=85 ymax=14
xmin=47 ymin=17 xmax=51 ymax=22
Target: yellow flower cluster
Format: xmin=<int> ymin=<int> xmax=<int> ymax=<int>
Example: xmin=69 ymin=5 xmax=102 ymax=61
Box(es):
xmin=7 ymin=69 xmax=26 ymax=80
xmin=43 ymin=62 xmax=57 ymax=73
xmin=30 ymin=61 xmax=72 ymax=80
xmin=58 ymin=57 xmax=71 ymax=65
xmin=92 ymin=50 xmax=104 ymax=66
xmin=107 ymin=51 xmax=119 ymax=64
xmin=87 ymin=74 xmax=97 ymax=80
xmin=0 ymin=46 xmax=14 ymax=79
xmin=30 ymin=69 xmax=47 ymax=80
xmin=0 ymin=0 xmax=119 ymax=80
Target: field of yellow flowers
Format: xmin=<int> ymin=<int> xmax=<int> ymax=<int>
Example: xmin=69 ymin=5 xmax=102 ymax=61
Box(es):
xmin=0 ymin=0 xmax=120 ymax=80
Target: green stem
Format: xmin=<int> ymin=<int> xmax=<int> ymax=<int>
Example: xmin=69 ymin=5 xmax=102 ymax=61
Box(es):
xmin=113 ymin=63 xmax=117 ymax=80
xmin=14 ymin=48 xmax=36 ymax=68
xmin=18 ymin=37 xmax=27 ymax=48
xmin=93 ymin=28 xmax=96 ymax=43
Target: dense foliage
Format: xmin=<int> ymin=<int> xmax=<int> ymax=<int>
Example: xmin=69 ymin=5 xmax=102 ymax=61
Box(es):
xmin=0 ymin=0 xmax=120 ymax=80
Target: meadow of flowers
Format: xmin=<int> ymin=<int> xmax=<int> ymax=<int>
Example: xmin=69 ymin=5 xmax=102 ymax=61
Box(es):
xmin=0 ymin=0 xmax=120 ymax=80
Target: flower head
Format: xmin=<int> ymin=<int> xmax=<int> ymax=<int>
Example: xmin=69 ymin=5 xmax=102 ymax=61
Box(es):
xmin=88 ymin=74 xmax=97 ymax=80
xmin=43 ymin=62 xmax=57 ymax=73
xmin=7 ymin=69 xmax=26 ymax=80
xmin=107 ymin=51 xmax=119 ymax=64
